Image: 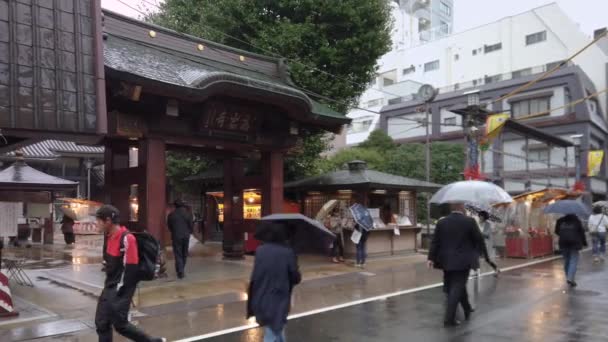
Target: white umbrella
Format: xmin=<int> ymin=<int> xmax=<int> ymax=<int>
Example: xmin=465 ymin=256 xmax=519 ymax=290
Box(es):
xmin=315 ymin=199 xmax=339 ymax=222
xmin=430 ymin=180 xmax=512 ymax=205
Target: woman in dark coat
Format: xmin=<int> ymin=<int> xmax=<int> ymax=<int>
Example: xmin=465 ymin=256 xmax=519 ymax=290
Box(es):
xmin=61 ymin=215 xmax=75 ymax=245
xmin=247 ymin=222 xmax=301 ymax=342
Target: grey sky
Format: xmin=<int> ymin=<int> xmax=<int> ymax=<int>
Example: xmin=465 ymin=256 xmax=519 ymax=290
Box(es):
xmin=102 ymin=0 xmax=606 ymax=37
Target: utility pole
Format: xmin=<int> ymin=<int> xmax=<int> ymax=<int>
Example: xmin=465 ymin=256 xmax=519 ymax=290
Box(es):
xmin=417 ymin=84 xmax=437 ymax=242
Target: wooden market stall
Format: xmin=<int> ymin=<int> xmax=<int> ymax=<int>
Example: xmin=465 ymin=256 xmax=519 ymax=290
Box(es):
xmin=0 ymin=152 xmax=78 ymax=246
xmin=497 ymin=188 xmax=582 ymax=258
xmin=286 ymin=160 xmax=442 ymax=258
xmin=55 ymin=198 xmax=103 ymax=235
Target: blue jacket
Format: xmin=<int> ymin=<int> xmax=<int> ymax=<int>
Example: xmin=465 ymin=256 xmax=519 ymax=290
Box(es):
xmin=247 ymin=242 xmax=301 ymax=332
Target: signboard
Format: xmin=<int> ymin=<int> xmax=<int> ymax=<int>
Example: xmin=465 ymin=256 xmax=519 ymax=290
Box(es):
xmin=199 ymin=101 xmax=256 ymax=135
xmin=0 ymin=202 xmax=21 ymax=238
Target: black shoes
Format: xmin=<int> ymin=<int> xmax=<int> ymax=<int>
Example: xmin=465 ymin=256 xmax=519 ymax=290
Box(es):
xmin=444 ymin=320 xmax=461 ymax=327
xmin=567 ymin=280 xmax=577 ymax=288
xmin=465 ymin=308 xmax=475 ymax=320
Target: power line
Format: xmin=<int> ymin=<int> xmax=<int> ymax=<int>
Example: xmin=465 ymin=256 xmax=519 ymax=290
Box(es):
xmin=492 ymin=30 xmax=607 ymax=104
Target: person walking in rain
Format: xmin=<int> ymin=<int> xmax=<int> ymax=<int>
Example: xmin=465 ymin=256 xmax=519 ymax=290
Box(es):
xmin=325 ymin=208 xmax=345 ymax=263
xmin=428 ymin=202 xmax=483 ymax=327
xmin=247 ymin=222 xmax=301 ymax=342
xmin=167 ymin=199 xmax=193 ymax=279
xmin=555 ymin=213 xmax=587 ymax=287
xmin=94 ymin=205 xmax=166 ymax=342
xmin=588 ymin=206 xmax=607 ymax=263
xmin=61 ymin=215 xmax=76 ymax=245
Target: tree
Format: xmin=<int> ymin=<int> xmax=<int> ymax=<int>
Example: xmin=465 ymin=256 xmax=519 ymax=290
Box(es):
xmin=357 ymin=130 xmax=396 ymax=152
xmin=165 ymin=151 xmax=213 ymax=194
xmin=147 ymin=0 xmax=393 ymax=180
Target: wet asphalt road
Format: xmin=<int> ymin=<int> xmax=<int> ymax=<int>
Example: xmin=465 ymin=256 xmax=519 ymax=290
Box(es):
xmin=202 ymin=254 xmax=608 ymax=342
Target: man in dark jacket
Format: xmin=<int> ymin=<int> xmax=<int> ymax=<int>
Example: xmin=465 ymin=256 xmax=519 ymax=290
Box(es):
xmin=247 ymin=222 xmax=301 ymax=342
xmin=428 ymin=203 xmax=484 ymax=327
xmin=556 ymin=214 xmax=587 ymax=287
xmin=95 ymin=205 xmax=165 ymax=342
xmin=167 ymin=200 xmax=193 ymax=279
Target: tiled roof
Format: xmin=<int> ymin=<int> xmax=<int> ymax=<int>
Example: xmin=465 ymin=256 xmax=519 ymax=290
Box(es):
xmin=0 ymin=160 xmax=77 ymax=190
xmin=6 ymin=140 xmax=104 ymax=159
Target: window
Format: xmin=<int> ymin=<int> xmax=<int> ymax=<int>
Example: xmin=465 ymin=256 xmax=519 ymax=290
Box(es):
xmin=440 ymin=21 xmax=449 ymax=34
xmin=366 ymin=99 xmax=383 ymax=108
xmin=484 ymin=43 xmax=502 ymax=54
xmin=512 ymin=68 xmax=532 ymax=79
xmin=472 ymin=49 xmax=477 ymax=56
xmin=383 ymin=77 xmax=395 ymax=86
xmin=526 ymin=31 xmax=547 ymax=45
xmin=454 ymin=54 xmax=459 ymax=61
xmin=424 ymin=60 xmax=440 ymax=72
xmin=511 ymin=97 xmax=551 ymax=118
xmin=440 ymin=2 xmax=451 ymax=16
xmin=444 ymin=117 xmax=457 ymax=125
xmin=348 ymin=116 xmax=375 ymax=134
xmin=546 ymin=60 xmax=565 ymax=70
xmin=528 ymin=148 xmax=550 ymax=163
xmin=484 ymin=74 xmax=502 ymax=84
xmin=402 ymin=65 xmax=416 ymax=76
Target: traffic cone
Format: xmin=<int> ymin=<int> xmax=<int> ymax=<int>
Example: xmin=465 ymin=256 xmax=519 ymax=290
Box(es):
xmin=0 ymin=272 xmax=19 ymax=317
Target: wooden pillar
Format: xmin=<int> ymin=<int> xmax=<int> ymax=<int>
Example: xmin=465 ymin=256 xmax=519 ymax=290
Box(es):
xmin=103 ymin=141 xmax=130 ymax=224
xmin=223 ymin=158 xmax=245 ymax=259
xmin=138 ymin=138 xmax=167 ymax=245
xmin=262 ymin=151 xmax=284 ymax=215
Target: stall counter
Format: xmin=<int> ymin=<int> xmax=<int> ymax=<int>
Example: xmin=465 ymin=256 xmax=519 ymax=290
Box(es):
xmin=343 ymin=226 xmax=420 ymax=259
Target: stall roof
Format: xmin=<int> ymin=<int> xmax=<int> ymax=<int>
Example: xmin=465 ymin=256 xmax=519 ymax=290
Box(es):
xmin=285 ymin=161 xmax=442 ymax=192
xmin=0 ymin=156 xmax=78 ymax=191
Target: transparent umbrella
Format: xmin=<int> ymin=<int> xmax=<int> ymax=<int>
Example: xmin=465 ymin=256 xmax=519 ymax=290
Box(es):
xmin=430 ymin=180 xmax=513 ymax=205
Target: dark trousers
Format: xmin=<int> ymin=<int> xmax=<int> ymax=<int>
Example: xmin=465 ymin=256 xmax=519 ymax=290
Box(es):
xmin=63 ymin=232 xmax=75 ymax=244
xmin=444 ymin=270 xmax=472 ymax=323
xmin=95 ymin=287 xmax=156 ymax=342
xmin=172 ymin=236 xmax=189 ymax=277
xmin=331 ymin=235 xmax=344 ymax=258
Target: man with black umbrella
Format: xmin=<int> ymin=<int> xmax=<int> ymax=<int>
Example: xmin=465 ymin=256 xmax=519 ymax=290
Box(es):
xmin=167 ymin=199 xmax=193 ymax=279
xmin=428 ymin=202 xmax=484 ymax=327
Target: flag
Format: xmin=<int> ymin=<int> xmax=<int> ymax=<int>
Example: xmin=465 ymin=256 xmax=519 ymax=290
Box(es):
xmin=484 ymin=113 xmax=510 ymax=142
xmin=588 ymin=150 xmax=604 ymax=177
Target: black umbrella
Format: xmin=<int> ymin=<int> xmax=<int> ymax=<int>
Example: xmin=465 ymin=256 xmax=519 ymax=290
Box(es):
xmin=257 ymin=214 xmax=336 ymax=253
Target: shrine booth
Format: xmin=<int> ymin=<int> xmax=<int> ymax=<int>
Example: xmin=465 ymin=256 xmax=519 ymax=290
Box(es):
xmin=0 ymin=153 xmax=78 ymax=246
xmin=286 ymin=161 xmax=441 ymax=258
xmin=101 ymin=12 xmax=348 ymax=258
xmin=497 ymin=188 xmax=582 ymax=258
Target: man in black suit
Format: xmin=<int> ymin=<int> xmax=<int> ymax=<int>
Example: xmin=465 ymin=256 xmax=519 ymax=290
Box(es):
xmin=428 ymin=203 xmax=484 ymax=327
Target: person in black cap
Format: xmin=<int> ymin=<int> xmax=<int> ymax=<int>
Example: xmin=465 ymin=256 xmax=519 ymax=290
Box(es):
xmin=167 ymin=199 xmax=194 ymax=279
xmin=94 ymin=205 xmax=165 ymax=342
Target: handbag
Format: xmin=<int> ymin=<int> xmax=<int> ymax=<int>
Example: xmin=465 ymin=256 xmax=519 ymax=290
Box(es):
xmin=590 ymin=214 xmax=605 ymax=234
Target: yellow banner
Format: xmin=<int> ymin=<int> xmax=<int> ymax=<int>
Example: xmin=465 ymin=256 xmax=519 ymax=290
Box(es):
xmin=484 ymin=113 xmax=510 ymax=142
xmin=588 ymin=150 xmax=604 ymax=177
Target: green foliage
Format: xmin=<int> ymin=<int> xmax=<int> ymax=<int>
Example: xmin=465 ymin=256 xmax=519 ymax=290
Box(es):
xmin=165 ymin=151 xmax=212 ymax=194
xmin=357 ymin=130 xmax=396 ymax=152
xmin=148 ymin=0 xmax=393 ymax=179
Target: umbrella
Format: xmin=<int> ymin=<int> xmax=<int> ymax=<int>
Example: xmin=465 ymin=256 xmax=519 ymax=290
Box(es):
xmin=60 ymin=206 xmax=78 ymax=220
xmin=258 ymin=213 xmax=335 ymax=253
xmin=349 ymin=203 xmax=374 ymax=231
xmin=464 ymin=202 xmax=502 ymax=223
xmin=593 ymin=201 xmax=608 ymax=210
xmin=544 ymin=200 xmax=591 ymax=217
xmin=430 ymin=180 xmax=512 ymax=205
xmin=315 ymin=199 xmax=339 ymax=222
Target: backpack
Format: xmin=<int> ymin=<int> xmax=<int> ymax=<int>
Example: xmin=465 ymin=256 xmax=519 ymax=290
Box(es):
xmin=120 ymin=231 xmax=161 ymax=281
xmin=558 ymin=221 xmax=580 ymax=246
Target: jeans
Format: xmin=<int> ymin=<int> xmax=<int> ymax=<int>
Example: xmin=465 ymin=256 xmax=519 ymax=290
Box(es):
xmin=562 ymin=248 xmax=580 ymax=282
xmin=592 ymin=232 xmax=606 ymax=256
xmin=331 ymin=235 xmax=344 ymax=258
xmin=355 ymin=231 xmax=369 ymax=265
xmin=264 ymin=326 xmax=286 ymax=342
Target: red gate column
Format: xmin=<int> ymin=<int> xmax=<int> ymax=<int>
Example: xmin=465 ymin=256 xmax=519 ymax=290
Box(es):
xmin=138 ymin=138 xmax=167 ymax=245
xmin=223 ymin=158 xmax=245 ymax=259
xmin=262 ymin=151 xmax=284 ymax=215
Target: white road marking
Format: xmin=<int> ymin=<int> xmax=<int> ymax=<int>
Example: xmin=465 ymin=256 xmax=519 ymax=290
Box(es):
xmin=174 ymin=255 xmax=562 ymax=342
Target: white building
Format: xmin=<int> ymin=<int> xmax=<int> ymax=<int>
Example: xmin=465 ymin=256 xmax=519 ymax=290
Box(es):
xmin=344 ymin=2 xmax=608 ymax=146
